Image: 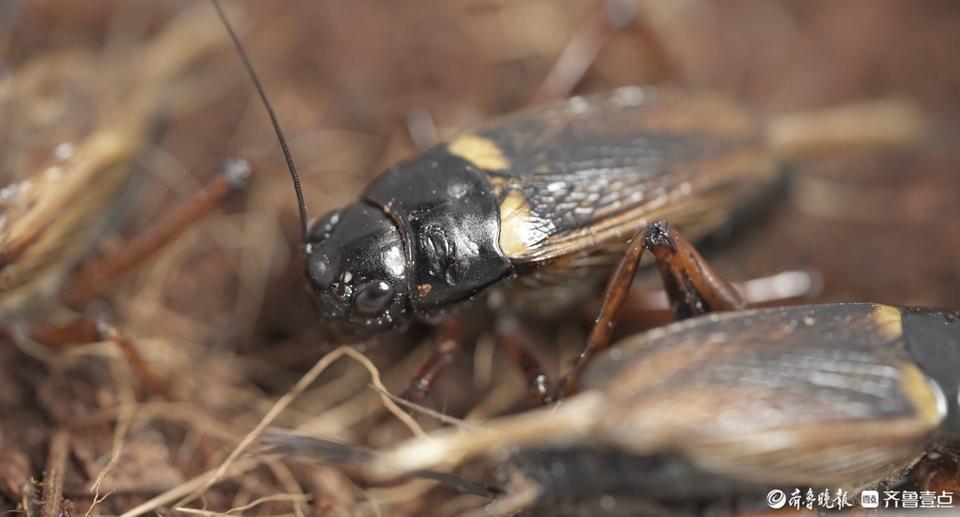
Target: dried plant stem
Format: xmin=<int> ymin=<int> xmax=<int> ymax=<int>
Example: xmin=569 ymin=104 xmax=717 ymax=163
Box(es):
xmin=177 ymin=345 xmax=425 ymax=509
xmin=176 ymin=493 xmax=311 ymax=515
xmin=41 ymin=430 xmax=70 ymax=517
xmin=119 ymin=458 xmax=262 ymax=517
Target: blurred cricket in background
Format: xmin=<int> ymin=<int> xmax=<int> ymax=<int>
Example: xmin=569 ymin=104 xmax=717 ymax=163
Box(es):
xmin=0 ymin=5 xmax=251 ymax=392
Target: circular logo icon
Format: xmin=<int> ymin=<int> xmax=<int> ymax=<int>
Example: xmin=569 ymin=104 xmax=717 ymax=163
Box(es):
xmin=767 ymin=489 xmax=787 ymax=509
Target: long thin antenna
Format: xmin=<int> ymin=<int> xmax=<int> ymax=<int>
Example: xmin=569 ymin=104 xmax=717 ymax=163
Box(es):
xmin=211 ymin=0 xmax=310 ymax=247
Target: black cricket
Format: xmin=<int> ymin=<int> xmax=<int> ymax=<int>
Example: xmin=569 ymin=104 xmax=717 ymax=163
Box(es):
xmin=303 ymin=89 xmax=776 ymax=340
xmin=212 ymin=1 xmax=778 ymax=340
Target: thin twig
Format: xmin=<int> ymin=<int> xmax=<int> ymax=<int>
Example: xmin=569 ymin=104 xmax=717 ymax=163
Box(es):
xmin=175 ymin=493 xmax=311 ymax=515
xmin=263 ymin=460 xmax=308 ymax=517
xmin=118 ymin=458 xmax=261 ymax=517
xmin=41 ymin=430 xmax=70 ymax=517
xmin=368 ymin=384 xmax=474 ymax=428
xmin=178 ymin=346 xmax=424 ymax=509
xmin=85 ymin=356 xmax=137 ymax=517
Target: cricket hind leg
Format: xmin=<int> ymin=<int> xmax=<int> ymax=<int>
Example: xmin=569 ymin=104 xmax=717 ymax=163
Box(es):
xmin=551 ymin=219 xmax=744 ymax=400
xmin=644 ymin=220 xmax=746 ymax=318
xmin=494 ymin=220 xmax=745 ymax=404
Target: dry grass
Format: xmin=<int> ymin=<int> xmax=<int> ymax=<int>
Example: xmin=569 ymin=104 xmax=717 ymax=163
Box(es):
xmin=1 ymin=0 xmax=959 ymax=515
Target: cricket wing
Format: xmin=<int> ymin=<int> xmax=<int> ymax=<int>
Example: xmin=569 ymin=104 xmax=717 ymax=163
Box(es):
xmin=589 ymin=303 xmax=943 ymax=488
xmin=445 ymin=88 xmax=782 ymax=263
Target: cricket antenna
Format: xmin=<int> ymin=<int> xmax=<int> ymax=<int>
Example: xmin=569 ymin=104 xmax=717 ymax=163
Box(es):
xmin=211 ymin=0 xmax=310 ymax=248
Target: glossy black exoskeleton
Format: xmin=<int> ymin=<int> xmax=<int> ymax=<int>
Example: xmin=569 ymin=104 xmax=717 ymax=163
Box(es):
xmin=306 ymin=145 xmax=513 ymax=336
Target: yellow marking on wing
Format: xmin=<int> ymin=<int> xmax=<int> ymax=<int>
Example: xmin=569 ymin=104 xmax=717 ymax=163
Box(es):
xmin=448 ymin=133 xmax=509 ymax=171
xmin=872 ymin=304 xmax=903 ymax=340
xmin=498 ymin=190 xmax=534 ymax=256
xmin=899 ymin=363 xmax=945 ymax=428
xmin=485 ymin=175 xmax=509 ymax=187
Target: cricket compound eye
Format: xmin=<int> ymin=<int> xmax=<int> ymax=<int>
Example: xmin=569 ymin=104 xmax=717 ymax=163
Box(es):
xmin=354 ymin=280 xmax=395 ymax=316
xmin=305 ymin=202 xmax=412 ymax=339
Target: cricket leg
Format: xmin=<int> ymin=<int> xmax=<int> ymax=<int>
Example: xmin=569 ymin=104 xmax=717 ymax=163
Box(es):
xmin=407 ymin=314 xmax=555 ymax=405
xmin=618 ymin=268 xmax=821 ymax=326
xmin=402 ymin=320 xmax=466 ymax=401
xmin=496 ymin=316 xmax=552 ymax=404
xmin=553 ymin=219 xmax=744 ymax=400
xmin=63 ymin=159 xmax=251 ymax=306
xmin=27 ymin=317 xmax=168 ymax=394
xmin=644 ymin=219 xmax=746 ymax=319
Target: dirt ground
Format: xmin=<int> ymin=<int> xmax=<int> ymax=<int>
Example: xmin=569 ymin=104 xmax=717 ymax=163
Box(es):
xmin=1 ymin=0 xmax=960 ymax=515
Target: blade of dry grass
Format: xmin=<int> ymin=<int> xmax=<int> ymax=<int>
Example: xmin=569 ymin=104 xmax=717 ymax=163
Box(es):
xmin=176 ymin=345 xmax=425 ymax=510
